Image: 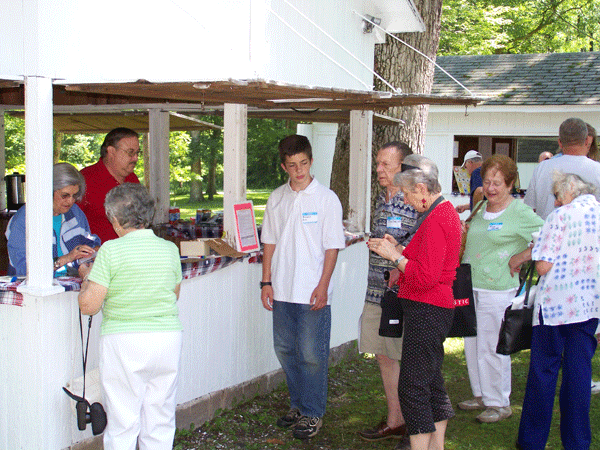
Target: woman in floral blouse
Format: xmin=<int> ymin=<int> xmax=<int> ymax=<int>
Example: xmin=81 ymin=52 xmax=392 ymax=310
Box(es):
xmin=518 ymin=172 xmax=600 ymax=450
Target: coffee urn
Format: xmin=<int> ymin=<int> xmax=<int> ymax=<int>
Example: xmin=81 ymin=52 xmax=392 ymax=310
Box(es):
xmin=5 ymin=172 xmax=25 ymax=211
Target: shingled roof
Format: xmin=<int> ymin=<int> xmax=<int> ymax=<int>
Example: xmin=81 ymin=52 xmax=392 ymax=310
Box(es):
xmin=431 ymin=52 xmax=600 ymax=106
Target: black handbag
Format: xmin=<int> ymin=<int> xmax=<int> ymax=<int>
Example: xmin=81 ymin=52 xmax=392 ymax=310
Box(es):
xmin=379 ymin=286 xmax=403 ymax=338
xmin=447 ymin=263 xmax=477 ymax=338
xmin=496 ymin=263 xmax=536 ymax=355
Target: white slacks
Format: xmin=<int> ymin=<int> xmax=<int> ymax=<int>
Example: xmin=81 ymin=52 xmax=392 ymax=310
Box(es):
xmin=100 ymin=331 xmax=182 ymax=450
xmin=464 ymin=288 xmax=516 ymax=407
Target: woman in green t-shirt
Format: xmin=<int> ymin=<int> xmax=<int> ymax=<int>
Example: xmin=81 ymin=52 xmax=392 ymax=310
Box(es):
xmin=458 ymin=155 xmax=543 ymax=424
xmin=78 ymin=183 xmax=183 ymax=450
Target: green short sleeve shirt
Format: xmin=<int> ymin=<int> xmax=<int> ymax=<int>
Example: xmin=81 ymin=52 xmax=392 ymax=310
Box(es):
xmin=462 ymin=200 xmax=544 ymax=291
xmin=88 ymin=229 xmax=183 ymax=335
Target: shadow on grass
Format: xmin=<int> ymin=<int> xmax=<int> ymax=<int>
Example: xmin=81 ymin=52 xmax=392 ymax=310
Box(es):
xmin=174 ymin=338 xmax=600 ymax=450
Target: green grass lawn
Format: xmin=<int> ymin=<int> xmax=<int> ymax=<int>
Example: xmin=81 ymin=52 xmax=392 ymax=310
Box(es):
xmin=170 ymin=190 xmax=271 ymax=224
xmin=170 ymin=191 xmax=600 ymax=448
xmin=174 ymin=337 xmax=600 ymax=449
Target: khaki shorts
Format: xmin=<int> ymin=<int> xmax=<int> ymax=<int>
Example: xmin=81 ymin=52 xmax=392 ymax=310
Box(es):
xmin=359 ymin=301 xmax=403 ymax=360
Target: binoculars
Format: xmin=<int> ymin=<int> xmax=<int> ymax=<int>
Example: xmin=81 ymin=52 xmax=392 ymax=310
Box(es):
xmin=64 ymin=387 xmax=107 ymax=435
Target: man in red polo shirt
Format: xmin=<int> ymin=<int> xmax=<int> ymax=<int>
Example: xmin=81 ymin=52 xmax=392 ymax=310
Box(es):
xmin=79 ymin=128 xmax=141 ymax=242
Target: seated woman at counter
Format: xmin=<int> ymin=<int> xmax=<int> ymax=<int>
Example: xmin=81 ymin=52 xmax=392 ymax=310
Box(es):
xmin=6 ymin=162 xmax=100 ymax=276
xmin=78 ymin=183 xmax=183 ymax=450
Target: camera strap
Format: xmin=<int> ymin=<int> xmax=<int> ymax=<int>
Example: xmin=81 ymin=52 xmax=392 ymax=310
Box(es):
xmin=80 ymin=312 xmax=93 ymax=400
xmin=63 ymin=312 xmax=93 ymax=405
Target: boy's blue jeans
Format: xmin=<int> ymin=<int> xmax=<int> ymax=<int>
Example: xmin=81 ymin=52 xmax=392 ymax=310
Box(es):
xmin=272 ymin=300 xmax=331 ymax=418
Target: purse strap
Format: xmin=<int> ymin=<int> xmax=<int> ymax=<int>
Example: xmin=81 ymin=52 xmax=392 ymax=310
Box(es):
xmin=396 ymin=195 xmax=445 ymax=245
xmin=465 ymin=199 xmax=485 ymax=223
xmin=459 ymin=200 xmax=485 ymax=261
xmin=518 ymin=262 xmax=536 ymax=307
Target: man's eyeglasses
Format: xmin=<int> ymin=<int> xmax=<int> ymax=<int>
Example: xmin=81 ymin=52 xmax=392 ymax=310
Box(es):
xmin=116 ymin=147 xmax=142 ymax=158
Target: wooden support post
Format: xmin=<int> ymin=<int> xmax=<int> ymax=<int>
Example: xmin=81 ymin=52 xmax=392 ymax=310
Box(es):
xmin=348 ymin=110 xmax=373 ymax=232
xmin=223 ymin=103 xmax=247 ymax=247
xmin=148 ymin=109 xmax=170 ymax=225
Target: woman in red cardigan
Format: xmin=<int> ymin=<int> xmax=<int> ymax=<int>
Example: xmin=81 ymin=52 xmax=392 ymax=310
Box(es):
xmin=369 ymin=154 xmax=462 ymax=450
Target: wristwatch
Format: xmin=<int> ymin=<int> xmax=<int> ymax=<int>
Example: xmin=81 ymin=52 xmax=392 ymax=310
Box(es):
xmin=393 ymin=255 xmax=406 ymax=267
xmin=260 ymin=281 xmax=272 ymax=289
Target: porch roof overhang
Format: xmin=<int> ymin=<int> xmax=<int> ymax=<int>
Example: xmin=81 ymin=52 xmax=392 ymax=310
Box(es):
xmin=0 ymin=78 xmax=485 ymax=130
xmin=5 ymin=110 xmax=224 ymax=133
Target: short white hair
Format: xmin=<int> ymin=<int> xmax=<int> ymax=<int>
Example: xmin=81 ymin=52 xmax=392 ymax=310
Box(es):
xmin=394 ymin=154 xmax=441 ymax=194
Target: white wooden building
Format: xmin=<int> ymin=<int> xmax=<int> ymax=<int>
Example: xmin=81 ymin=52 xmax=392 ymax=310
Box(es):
xmin=425 ymin=52 xmax=600 ymax=197
xmin=0 ymin=1 xmax=479 ymax=448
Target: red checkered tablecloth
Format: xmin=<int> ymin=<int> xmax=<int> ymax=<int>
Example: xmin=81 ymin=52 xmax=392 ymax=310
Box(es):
xmin=0 ymin=277 xmax=82 ymax=307
xmin=0 ymin=256 xmax=248 ymax=306
xmin=1 ymin=234 xmax=366 ymax=306
xmin=181 ymin=256 xmax=241 ymax=279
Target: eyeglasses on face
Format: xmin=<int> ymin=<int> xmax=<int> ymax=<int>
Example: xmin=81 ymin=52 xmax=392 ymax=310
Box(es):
xmin=115 ymin=146 xmax=142 ymax=158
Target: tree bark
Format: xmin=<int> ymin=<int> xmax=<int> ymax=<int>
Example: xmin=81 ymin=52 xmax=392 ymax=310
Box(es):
xmin=53 ymin=132 xmax=62 ymax=164
xmin=189 ymin=130 xmax=204 ymax=202
xmin=190 ymin=157 xmax=204 ymax=202
xmin=207 ymin=155 xmax=217 ymax=200
xmin=330 ymin=0 xmax=444 ymax=218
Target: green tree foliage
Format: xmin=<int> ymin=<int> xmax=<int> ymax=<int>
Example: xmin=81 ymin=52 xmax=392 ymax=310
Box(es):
xmin=190 ymin=116 xmax=224 ymax=199
xmin=59 ymin=133 xmax=102 ymax=168
xmin=169 ymin=131 xmax=193 ymax=193
xmin=4 ymin=114 xmax=25 ymax=174
xmin=246 ymin=118 xmax=296 ymax=189
xmin=439 ymin=0 xmax=600 ymax=55
xmin=4 ymin=114 xmax=102 ymax=173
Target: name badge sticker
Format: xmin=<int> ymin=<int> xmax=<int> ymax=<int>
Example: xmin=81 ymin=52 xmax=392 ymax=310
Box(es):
xmin=387 ymin=217 xmax=402 ymax=229
xmin=302 ymin=212 xmax=318 ymax=224
xmin=488 ymin=222 xmax=503 ymax=231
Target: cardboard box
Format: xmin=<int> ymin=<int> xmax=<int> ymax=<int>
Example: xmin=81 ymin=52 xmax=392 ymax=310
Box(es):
xmin=180 ymin=238 xmax=245 ymax=258
xmin=206 ymin=238 xmax=245 ymax=258
xmin=180 ymin=239 xmax=212 ymax=257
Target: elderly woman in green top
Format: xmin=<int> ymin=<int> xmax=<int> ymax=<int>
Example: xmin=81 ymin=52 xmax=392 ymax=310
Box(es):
xmin=78 ymin=183 xmax=182 ymax=450
xmin=458 ymin=155 xmax=544 ymax=424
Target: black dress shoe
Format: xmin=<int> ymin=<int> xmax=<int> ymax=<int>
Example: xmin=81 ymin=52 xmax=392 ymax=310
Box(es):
xmin=358 ymin=421 xmax=406 ymax=441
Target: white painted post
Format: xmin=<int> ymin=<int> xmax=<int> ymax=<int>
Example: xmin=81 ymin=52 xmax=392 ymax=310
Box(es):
xmin=147 ymin=109 xmax=170 ymax=225
xmin=18 ymin=76 xmax=63 ymax=295
xmin=348 ymin=110 xmax=373 ymax=232
xmin=297 ymin=123 xmax=338 ymax=188
xmin=223 ymin=103 xmax=247 ymax=247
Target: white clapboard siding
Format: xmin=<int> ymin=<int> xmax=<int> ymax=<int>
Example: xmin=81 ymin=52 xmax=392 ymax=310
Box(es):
xmin=0 ymin=243 xmax=368 ymax=449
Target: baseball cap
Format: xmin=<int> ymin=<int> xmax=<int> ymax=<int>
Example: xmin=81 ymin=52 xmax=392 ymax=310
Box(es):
xmin=461 ymin=150 xmax=482 ymax=168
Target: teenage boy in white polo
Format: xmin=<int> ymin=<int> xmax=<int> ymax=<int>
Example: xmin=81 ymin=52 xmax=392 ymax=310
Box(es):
xmin=260 ymin=134 xmax=345 ymax=440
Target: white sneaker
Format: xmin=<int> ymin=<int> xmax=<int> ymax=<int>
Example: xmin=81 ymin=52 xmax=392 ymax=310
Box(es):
xmin=476 ymin=406 xmax=512 ymax=423
xmin=591 ymin=381 xmax=600 ymax=395
xmin=458 ymin=397 xmax=485 ymax=411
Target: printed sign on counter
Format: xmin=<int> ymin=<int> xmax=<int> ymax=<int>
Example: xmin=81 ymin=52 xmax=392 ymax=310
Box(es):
xmin=233 ymin=201 xmax=260 ymax=253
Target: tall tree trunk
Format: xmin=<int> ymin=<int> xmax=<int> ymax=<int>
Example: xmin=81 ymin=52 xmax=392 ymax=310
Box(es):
xmin=53 ymin=132 xmax=62 ymax=164
xmin=190 ymin=157 xmax=204 ymax=202
xmin=330 ymin=0 xmax=443 ymax=217
xmin=189 ymin=129 xmax=205 ymax=202
xmin=207 ymin=155 xmax=217 ymax=200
